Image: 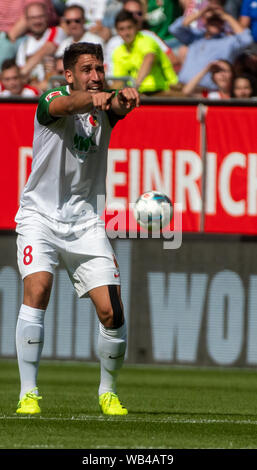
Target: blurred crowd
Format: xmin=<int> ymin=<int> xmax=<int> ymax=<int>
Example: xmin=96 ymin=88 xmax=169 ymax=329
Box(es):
xmin=0 ymin=0 xmax=257 ymax=99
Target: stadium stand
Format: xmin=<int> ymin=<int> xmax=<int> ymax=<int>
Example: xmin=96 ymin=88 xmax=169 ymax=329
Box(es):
xmin=0 ymin=1 xmax=255 ymax=99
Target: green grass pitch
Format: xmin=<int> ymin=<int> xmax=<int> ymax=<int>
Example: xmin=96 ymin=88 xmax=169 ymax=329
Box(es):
xmin=1 ymin=359 xmax=257 ymax=450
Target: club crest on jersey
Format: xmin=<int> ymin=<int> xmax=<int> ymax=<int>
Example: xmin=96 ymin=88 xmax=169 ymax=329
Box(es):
xmin=88 ymin=114 xmax=99 ymax=127
xmin=45 ymin=90 xmax=63 ymax=102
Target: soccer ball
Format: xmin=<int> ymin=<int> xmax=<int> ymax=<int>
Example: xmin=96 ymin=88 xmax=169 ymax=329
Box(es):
xmin=133 ymin=190 xmax=173 ymax=232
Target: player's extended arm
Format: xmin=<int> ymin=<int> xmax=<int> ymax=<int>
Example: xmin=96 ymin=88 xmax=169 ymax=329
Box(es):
xmin=49 ymin=90 xmax=116 ymax=117
xmin=110 ymin=88 xmax=140 ymax=116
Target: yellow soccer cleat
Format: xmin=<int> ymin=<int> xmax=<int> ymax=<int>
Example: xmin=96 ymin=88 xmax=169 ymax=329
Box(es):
xmin=99 ymin=392 xmax=128 ymax=416
xmin=16 ymin=388 xmax=42 ymax=415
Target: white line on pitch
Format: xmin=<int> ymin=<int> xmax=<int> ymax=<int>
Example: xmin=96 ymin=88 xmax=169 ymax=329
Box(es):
xmin=1 ymin=415 xmax=257 ymax=426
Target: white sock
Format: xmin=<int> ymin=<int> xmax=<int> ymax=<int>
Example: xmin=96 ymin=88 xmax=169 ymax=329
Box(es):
xmin=16 ymin=304 xmax=45 ymax=399
xmin=98 ymin=321 xmax=127 ymax=396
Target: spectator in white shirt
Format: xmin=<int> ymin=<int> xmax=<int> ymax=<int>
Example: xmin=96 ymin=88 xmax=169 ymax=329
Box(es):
xmin=65 ymin=0 xmax=112 ymax=42
xmin=16 ymin=2 xmax=66 ymax=83
xmin=55 ymin=5 xmax=104 ymax=59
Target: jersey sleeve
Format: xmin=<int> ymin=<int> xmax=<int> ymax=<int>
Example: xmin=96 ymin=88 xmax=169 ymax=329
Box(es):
xmin=138 ymin=35 xmax=160 ymax=56
xmin=16 ymin=40 xmax=26 ymax=68
xmin=36 ymin=86 xmax=69 ymax=126
xmin=112 ymin=46 xmax=129 ymax=77
xmin=160 ymin=49 xmax=178 ymax=86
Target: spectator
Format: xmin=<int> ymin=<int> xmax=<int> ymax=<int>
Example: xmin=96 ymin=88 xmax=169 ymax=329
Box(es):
xmin=34 ymin=54 xmax=66 ymax=90
xmin=123 ymin=0 xmax=150 ymax=30
xmin=66 ymin=0 xmax=107 ymax=27
xmin=105 ymin=0 xmax=180 ymax=75
xmin=177 ymin=1 xmax=231 ymax=66
xmin=179 ymin=1 xmax=236 ymax=38
xmin=102 ymin=0 xmax=123 ymax=30
xmin=146 ymin=0 xmax=182 ymax=51
xmin=240 ymin=0 xmax=257 ymax=43
xmin=16 ymin=2 xmax=66 ymax=84
xmin=112 ymin=10 xmax=178 ymax=94
xmin=0 ymin=57 xmax=40 ymax=96
xmin=124 ymin=0 xmax=180 ymax=68
xmin=234 ymin=47 xmax=257 ymax=76
xmin=0 ymin=0 xmax=58 ymax=70
xmin=182 ymin=59 xmax=234 ymax=97
xmin=33 ymin=54 xmax=66 ymax=91
xmin=169 ymin=4 xmax=253 ymax=90
xmin=232 ymin=73 xmax=257 ymax=98
xmin=177 ymin=0 xmax=209 ymax=65
xmin=55 ymin=5 xmax=105 ymax=59
xmin=65 ymin=0 xmax=112 ymax=42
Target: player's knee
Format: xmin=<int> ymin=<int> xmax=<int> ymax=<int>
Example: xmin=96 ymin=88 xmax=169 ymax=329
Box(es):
xmin=99 ymin=304 xmax=115 ymax=328
xmin=98 ymin=289 xmax=124 ymax=329
xmin=24 ymin=279 xmax=51 ymax=310
xmin=100 ymin=309 xmax=124 ymax=329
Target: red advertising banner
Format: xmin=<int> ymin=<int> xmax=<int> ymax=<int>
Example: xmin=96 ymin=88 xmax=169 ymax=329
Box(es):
xmin=204 ymin=106 xmax=257 ymax=234
xmin=0 ymin=102 xmax=201 ymax=232
xmin=0 ymin=100 xmax=256 ymax=234
xmin=0 ymin=102 xmax=35 ymax=230
xmin=106 ymin=104 xmax=201 ymax=233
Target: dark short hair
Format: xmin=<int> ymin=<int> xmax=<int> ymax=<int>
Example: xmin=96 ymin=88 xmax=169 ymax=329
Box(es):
xmin=123 ymin=0 xmax=143 ymax=6
xmin=232 ymin=73 xmax=257 ymax=97
xmin=211 ymin=59 xmax=234 ymax=77
xmin=63 ymin=42 xmax=104 ymax=70
xmin=1 ymin=58 xmax=18 ymax=72
xmin=63 ymin=4 xmax=85 ymax=18
xmin=115 ymin=9 xmax=138 ymax=27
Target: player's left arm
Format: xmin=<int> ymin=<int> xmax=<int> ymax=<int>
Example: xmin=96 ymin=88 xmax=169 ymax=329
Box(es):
xmin=110 ymin=88 xmax=140 ymax=116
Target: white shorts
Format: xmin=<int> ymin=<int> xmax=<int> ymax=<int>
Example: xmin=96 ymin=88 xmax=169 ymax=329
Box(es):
xmin=16 ymin=211 xmax=120 ymax=298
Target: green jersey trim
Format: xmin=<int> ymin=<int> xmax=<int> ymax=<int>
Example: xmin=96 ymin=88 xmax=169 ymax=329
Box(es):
xmin=37 ymin=85 xmax=69 ymax=126
xmin=37 ymin=86 xmax=123 ymax=127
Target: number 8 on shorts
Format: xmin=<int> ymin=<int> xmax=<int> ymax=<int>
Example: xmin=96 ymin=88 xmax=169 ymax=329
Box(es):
xmin=23 ymin=245 xmax=33 ymax=265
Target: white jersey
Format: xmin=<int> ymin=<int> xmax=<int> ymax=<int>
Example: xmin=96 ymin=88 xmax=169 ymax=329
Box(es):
xmin=15 ymin=85 xmax=123 ymax=225
xmin=16 ymin=27 xmax=67 ymax=81
xmin=55 ymin=30 xmax=104 ymax=58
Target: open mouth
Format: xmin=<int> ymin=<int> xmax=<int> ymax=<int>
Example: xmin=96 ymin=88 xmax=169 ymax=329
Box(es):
xmin=87 ymin=85 xmax=103 ymax=93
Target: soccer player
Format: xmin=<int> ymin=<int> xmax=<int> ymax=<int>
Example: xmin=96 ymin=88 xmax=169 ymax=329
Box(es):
xmin=15 ymin=41 xmax=140 ymax=416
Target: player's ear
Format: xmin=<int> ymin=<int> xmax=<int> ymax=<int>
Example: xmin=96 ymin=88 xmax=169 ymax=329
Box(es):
xmin=65 ymin=69 xmax=73 ymax=84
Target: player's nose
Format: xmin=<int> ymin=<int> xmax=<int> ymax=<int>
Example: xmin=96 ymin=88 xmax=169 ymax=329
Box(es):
xmin=90 ymin=69 xmax=101 ymax=81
